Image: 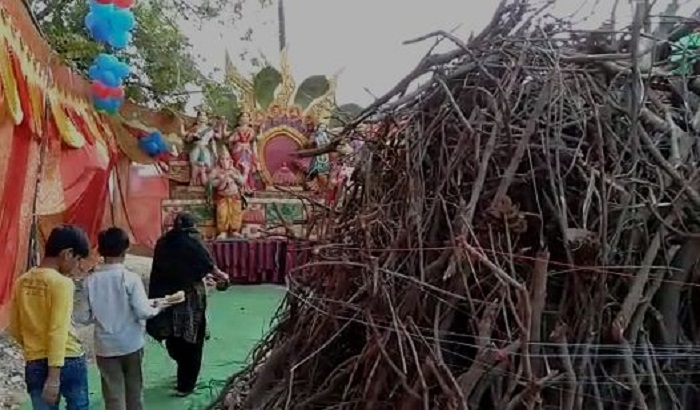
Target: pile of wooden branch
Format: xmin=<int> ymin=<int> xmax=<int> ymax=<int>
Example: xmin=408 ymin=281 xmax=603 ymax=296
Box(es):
xmin=213 ymin=1 xmax=700 ymax=408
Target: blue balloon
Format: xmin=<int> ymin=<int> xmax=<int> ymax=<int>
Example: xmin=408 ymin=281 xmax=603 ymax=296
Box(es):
xmin=85 ymin=13 xmax=111 ymax=42
xmin=88 ymin=65 xmax=101 ymax=80
xmin=101 ymin=71 xmax=119 ymax=88
xmin=111 ymin=9 xmax=136 ymax=32
xmin=93 ymin=96 xmax=123 ymax=115
xmin=89 ymin=54 xmax=130 ymax=86
xmin=96 ymin=53 xmax=117 ymax=67
xmin=108 ymin=31 xmax=131 ymax=49
xmin=93 ymin=98 xmax=107 ymax=111
xmin=139 ymin=138 xmax=160 ymax=156
xmin=84 ymin=13 xmax=97 ymax=31
xmin=113 ymin=61 xmax=131 ymax=79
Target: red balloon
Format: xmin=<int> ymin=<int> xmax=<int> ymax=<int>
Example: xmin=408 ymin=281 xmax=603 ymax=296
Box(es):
xmin=114 ymin=0 xmax=135 ymax=8
xmin=90 ymin=81 xmax=111 ymax=99
xmin=106 ymin=86 xmax=125 ymax=99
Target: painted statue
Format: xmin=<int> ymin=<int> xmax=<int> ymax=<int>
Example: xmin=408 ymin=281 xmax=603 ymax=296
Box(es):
xmin=208 ymin=147 xmax=245 ymax=239
xmin=272 ymin=162 xmax=299 ymax=187
xmin=266 ymin=104 xmax=284 ymax=129
xmin=287 ymin=106 xmax=303 ymax=130
xmin=186 ymin=110 xmax=217 ymax=186
xmin=228 ymin=111 xmax=259 ymax=192
xmin=306 ymin=123 xmax=332 ymax=190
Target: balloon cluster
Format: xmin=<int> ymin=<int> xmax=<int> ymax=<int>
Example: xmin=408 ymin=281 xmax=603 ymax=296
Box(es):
xmin=88 ymin=54 xmax=130 ymax=114
xmin=85 ymin=0 xmax=136 ymax=49
xmin=137 ymin=131 xmax=169 ymax=159
xmin=84 ymin=0 xmax=136 ymax=115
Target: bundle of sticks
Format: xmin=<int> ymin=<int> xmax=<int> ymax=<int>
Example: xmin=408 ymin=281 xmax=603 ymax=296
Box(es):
xmin=213 ymin=1 xmax=700 ymax=408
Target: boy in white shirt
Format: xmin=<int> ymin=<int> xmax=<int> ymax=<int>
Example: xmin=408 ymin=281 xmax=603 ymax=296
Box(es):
xmin=74 ymin=227 xmax=174 ymax=410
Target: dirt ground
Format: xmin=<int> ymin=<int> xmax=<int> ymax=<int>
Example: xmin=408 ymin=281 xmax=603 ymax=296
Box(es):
xmin=0 ymin=255 xmax=153 ymax=410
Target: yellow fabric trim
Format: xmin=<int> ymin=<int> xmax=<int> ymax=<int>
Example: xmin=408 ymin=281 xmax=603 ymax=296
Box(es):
xmin=49 ymin=90 xmax=85 ymax=148
xmin=0 ymin=38 xmax=22 ymax=125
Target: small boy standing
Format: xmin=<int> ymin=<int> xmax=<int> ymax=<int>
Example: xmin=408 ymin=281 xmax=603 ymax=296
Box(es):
xmin=9 ymin=225 xmax=91 ymax=410
xmin=74 ymin=227 xmax=169 ymax=410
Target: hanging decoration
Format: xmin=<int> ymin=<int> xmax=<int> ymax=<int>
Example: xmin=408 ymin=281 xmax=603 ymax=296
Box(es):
xmin=84 ymin=1 xmax=136 ymax=49
xmin=136 ymin=131 xmax=169 ymax=159
xmin=88 ymin=53 xmax=129 ymax=114
xmin=83 ymin=0 xmax=136 ymax=114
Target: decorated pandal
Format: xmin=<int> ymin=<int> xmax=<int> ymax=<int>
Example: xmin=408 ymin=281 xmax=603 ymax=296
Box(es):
xmin=161 ymin=54 xmax=352 ymax=283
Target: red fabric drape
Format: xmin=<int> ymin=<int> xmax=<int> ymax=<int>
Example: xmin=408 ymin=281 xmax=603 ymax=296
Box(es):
xmin=125 ymin=163 xmax=168 ymax=248
xmin=0 ymin=124 xmax=33 ymax=303
xmin=108 ymin=157 xmax=168 ymax=250
xmin=60 ymin=143 xmax=112 ymax=245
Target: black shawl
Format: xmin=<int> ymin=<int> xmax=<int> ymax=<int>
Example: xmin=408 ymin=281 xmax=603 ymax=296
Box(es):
xmin=146 ymin=227 xmax=215 ymax=343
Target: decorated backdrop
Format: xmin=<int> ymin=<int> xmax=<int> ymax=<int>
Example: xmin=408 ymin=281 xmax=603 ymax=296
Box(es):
xmin=0 ymin=0 xmax=167 ymax=308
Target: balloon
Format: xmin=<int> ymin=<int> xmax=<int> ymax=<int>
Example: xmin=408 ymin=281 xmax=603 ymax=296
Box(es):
xmin=89 ymin=1 xmax=114 ymax=16
xmin=88 ymin=65 xmax=101 ymax=80
xmin=108 ymin=31 xmax=131 ymax=49
xmin=139 ymin=139 xmax=160 ymax=156
xmin=100 ymin=71 xmax=119 ymax=88
xmin=106 ymin=86 xmax=125 ymax=99
xmin=85 ymin=13 xmax=110 ymax=42
xmin=112 ymin=61 xmax=130 ymax=79
xmin=90 ymin=81 xmax=111 ymax=99
xmin=111 ymin=9 xmax=135 ymax=31
xmin=114 ymin=0 xmax=135 ymax=8
xmin=96 ymin=53 xmax=118 ymax=67
xmin=93 ymin=96 xmax=123 ymax=115
xmin=95 ymin=0 xmax=113 ymax=4
xmin=89 ymin=54 xmax=130 ymax=86
xmin=93 ymin=97 xmax=109 ymax=112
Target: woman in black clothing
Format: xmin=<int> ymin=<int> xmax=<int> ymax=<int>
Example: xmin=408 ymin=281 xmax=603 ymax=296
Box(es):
xmin=146 ymin=212 xmax=227 ymax=396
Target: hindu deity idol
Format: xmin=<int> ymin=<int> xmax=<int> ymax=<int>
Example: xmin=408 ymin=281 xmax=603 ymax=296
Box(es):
xmin=227 ymin=111 xmax=258 ymax=192
xmin=287 ymin=106 xmax=303 ymax=130
xmin=207 ymin=147 xmax=245 ymax=239
xmin=265 ymin=104 xmax=283 ymax=129
xmin=272 ymin=162 xmax=299 ymax=187
xmin=186 ymin=110 xmax=217 ymax=186
xmin=306 ymin=123 xmax=332 ymax=190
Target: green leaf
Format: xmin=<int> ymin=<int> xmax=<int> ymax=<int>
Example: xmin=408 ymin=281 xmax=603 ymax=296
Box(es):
xmin=329 ymin=103 xmax=363 ymax=128
xmin=253 ymin=66 xmax=282 ymax=110
xmin=294 ymin=75 xmax=330 ymax=109
xmin=202 ymin=81 xmax=240 ymax=125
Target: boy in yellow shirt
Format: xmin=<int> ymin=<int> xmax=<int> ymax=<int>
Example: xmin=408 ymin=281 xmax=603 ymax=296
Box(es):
xmin=8 ymin=225 xmax=91 ymax=410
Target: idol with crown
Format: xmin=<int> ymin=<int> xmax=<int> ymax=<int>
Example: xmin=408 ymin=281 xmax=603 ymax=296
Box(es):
xmin=223 ymin=50 xmax=341 ymax=193
xmin=164 ymin=49 xmax=356 ymax=240
xmin=208 ymin=147 xmax=246 ymax=239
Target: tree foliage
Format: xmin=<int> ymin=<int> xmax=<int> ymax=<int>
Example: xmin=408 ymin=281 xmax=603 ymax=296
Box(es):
xmin=29 ymin=0 xmax=267 ymax=111
xmin=201 ymin=80 xmax=240 ymax=124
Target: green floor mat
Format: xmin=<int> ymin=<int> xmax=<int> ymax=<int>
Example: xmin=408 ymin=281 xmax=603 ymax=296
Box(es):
xmin=22 ymin=285 xmax=284 ymax=410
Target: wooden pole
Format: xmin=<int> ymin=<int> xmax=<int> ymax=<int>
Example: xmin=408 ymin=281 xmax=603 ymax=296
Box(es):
xmin=27 ymin=95 xmax=51 ymax=269
xmin=278 ymin=0 xmax=286 ymax=51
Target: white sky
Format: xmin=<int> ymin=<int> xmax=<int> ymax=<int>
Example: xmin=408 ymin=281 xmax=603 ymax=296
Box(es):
xmin=180 ymin=0 xmax=695 ymax=112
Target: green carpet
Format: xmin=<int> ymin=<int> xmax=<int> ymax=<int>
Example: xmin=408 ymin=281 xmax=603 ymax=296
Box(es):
xmin=23 ymin=285 xmax=284 ymax=410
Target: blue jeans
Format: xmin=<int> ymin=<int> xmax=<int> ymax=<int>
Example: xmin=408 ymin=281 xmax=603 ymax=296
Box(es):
xmin=25 ymin=356 xmax=89 ymax=410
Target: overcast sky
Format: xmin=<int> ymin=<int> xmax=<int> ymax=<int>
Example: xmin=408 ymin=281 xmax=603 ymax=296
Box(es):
xmin=179 ymin=0 xmax=694 ymax=112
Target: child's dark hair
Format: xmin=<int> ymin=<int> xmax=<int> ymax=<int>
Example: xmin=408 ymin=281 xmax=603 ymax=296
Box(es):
xmin=45 ymin=225 xmax=90 ymax=258
xmin=97 ymin=227 xmax=130 ymax=258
